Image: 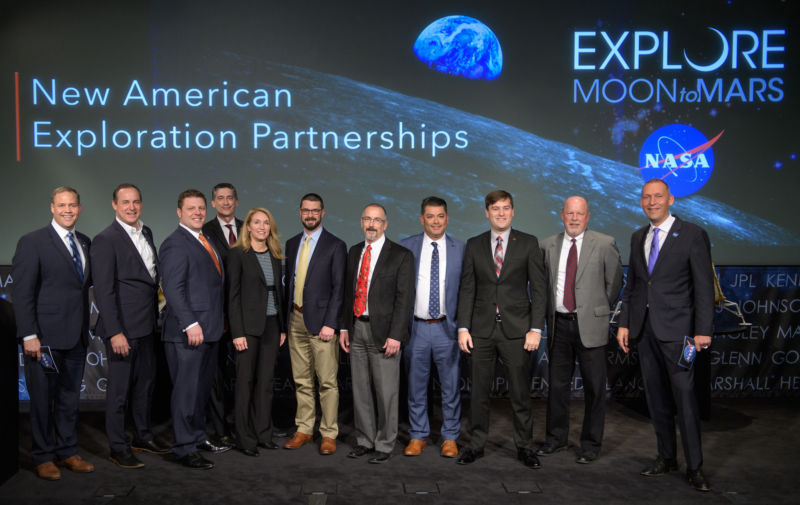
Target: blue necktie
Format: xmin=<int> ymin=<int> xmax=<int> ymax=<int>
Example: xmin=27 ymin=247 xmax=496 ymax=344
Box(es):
xmin=429 ymin=242 xmax=440 ymax=318
xmin=648 ymin=228 xmax=660 ymax=275
xmin=67 ymin=231 xmax=85 ymax=283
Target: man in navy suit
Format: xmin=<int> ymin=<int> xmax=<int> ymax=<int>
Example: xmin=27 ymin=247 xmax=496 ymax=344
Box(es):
xmin=160 ymin=189 xmax=225 ymax=469
xmin=399 ymin=197 xmax=465 ymax=458
xmin=12 ymin=186 xmax=95 ymax=480
xmin=201 ymin=182 xmax=242 ymax=449
xmin=617 ymin=179 xmax=714 ymax=492
xmin=92 ymin=184 xmax=170 ymax=469
xmin=283 ymin=193 xmax=347 ymax=455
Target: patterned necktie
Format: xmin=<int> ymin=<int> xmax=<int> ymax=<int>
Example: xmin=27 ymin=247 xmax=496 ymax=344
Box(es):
xmin=429 ymin=242 xmax=440 ymax=318
xmin=66 ymin=231 xmax=84 ymax=283
xmin=353 ymin=244 xmax=371 ymax=317
xmin=494 ymin=236 xmax=503 ymax=277
xmin=225 ymin=224 xmax=236 ymax=246
xmin=563 ymin=238 xmax=577 ymax=312
xmin=198 ymin=233 xmax=222 ymax=276
xmin=648 ymin=228 xmax=660 ymax=275
xmin=294 ymin=235 xmax=311 ymax=306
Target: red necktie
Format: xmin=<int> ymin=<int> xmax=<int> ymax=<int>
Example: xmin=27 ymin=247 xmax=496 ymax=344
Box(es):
xmin=494 ymin=236 xmax=503 ymax=277
xmin=353 ymin=245 xmax=371 ymax=317
xmin=225 ymin=224 xmax=236 ymax=246
xmin=199 ymin=233 xmax=222 ymax=276
xmin=563 ymin=238 xmax=577 ymax=312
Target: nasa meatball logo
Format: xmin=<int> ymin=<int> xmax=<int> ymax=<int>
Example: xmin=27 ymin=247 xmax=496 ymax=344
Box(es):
xmin=639 ymin=124 xmax=723 ymax=197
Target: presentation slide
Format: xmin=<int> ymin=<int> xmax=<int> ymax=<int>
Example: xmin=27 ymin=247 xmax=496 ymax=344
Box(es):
xmin=2 ymin=0 xmax=798 ymax=265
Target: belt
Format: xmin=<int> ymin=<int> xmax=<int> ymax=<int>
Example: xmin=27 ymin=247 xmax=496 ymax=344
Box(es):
xmin=357 ymin=315 xmax=370 ymax=322
xmin=556 ymin=312 xmax=578 ymax=321
xmin=293 ymin=303 xmax=303 ymax=314
xmin=414 ymin=316 xmax=446 ymax=324
xmin=495 ymin=314 xmax=502 ymax=323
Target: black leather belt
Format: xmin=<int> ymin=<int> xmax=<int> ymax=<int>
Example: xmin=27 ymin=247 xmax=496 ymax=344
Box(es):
xmin=556 ymin=312 xmax=578 ymax=321
xmin=293 ymin=303 xmax=303 ymax=313
xmin=357 ymin=315 xmax=370 ymax=322
xmin=495 ymin=314 xmax=502 ymax=323
xmin=414 ymin=316 xmax=446 ymax=324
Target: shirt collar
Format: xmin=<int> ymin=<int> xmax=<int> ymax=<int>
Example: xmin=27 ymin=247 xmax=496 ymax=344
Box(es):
xmin=116 ymin=216 xmax=143 ymax=233
xmin=304 ymin=226 xmax=323 ymax=243
xmin=51 ymin=219 xmax=75 ymax=238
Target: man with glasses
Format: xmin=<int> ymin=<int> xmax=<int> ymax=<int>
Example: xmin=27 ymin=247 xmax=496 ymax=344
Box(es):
xmin=283 ymin=193 xmax=347 ymax=454
xmin=340 ymin=204 xmax=414 ymax=464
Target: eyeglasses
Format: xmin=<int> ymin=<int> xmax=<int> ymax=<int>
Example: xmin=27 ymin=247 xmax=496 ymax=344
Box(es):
xmin=361 ymin=217 xmax=385 ymax=225
xmin=300 ymin=208 xmax=322 ymax=215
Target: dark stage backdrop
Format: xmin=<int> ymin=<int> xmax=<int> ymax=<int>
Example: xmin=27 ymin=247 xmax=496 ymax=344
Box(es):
xmin=1 ymin=0 xmax=799 ymax=266
xmin=3 ymin=265 xmax=799 ymax=401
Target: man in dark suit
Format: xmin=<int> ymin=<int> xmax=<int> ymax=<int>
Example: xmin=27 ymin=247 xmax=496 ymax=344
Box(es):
xmin=617 ymin=179 xmax=714 ymax=492
xmin=340 ymin=203 xmax=414 ymax=464
xmin=160 ymin=189 xmax=226 ymax=469
xmin=283 ymin=193 xmax=347 ymax=455
xmin=91 ymin=184 xmax=170 ymax=469
xmin=399 ymin=197 xmax=465 ymax=458
xmin=201 ymin=182 xmax=242 ymax=449
xmin=456 ymin=189 xmax=546 ymax=469
xmin=538 ymin=196 xmax=622 ymax=464
xmin=12 ymin=186 xmax=94 ymax=480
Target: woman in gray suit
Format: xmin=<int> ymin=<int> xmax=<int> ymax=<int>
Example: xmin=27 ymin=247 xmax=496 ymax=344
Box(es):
xmin=227 ymin=207 xmax=287 ymax=456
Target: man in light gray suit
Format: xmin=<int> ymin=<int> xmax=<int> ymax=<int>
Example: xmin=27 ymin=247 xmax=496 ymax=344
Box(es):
xmin=537 ymin=196 xmax=622 ymax=463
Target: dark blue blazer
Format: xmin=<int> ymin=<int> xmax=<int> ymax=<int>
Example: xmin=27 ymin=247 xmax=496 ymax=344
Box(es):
xmin=91 ymin=220 xmax=159 ymax=340
xmin=159 ymin=226 xmax=225 ymax=344
xmin=399 ymin=233 xmax=465 ymax=338
xmin=619 ymin=216 xmax=715 ymax=341
xmin=284 ymin=228 xmax=347 ymax=334
xmin=11 ymin=225 xmax=91 ymax=349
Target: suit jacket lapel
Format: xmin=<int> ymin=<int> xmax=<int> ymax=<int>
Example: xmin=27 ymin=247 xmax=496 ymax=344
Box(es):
xmin=651 ymin=218 xmax=681 ymax=276
xmin=48 ymin=226 xmax=84 ymax=282
xmin=497 ymin=230 xmax=518 ymax=281
xmin=550 ymin=233 xmax=563 ymax=290
xmin=113 ymin=221 xmax=152 ymax=279
xmin=576 ymin=231 xmax=595 ymax=281
xmin=444 ymin=234 xmax=457 ymax=292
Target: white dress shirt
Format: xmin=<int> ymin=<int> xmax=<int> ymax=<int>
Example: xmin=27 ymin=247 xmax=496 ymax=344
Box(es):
xmin=414 ymin=234 xmax=447 ymax=319
xmin=556 ymin=231 xmax=584 ymax=313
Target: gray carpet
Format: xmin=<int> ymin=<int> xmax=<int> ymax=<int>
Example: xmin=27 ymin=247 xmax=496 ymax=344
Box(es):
xmin=2 ymin=398 xmax=797 ymax=504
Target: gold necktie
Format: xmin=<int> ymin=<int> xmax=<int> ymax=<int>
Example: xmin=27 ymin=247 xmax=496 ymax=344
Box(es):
xmin=294 ymin=235 xmax=311 ymax=306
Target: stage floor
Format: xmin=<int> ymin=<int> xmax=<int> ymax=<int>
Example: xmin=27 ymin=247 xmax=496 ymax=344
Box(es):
xmin=3 ymin=398 xmax=797 ymax=504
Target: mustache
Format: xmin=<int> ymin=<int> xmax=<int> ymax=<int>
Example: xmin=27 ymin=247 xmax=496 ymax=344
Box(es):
xmin=366 ymin=227 xmax=377 ymax=232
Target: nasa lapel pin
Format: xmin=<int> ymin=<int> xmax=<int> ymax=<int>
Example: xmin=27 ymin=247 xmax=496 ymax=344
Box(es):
xmin=672 ymin=232 xmax=679 ymax=237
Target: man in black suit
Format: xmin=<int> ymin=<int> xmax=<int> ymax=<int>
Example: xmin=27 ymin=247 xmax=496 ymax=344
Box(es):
xmin=201 ymin=182 xmax=242 ymax=449
xmin=340 ymin=203 xmax=414 ymax=464
xmin=456 ymin=190 xmax=546 ymax=469
xmin=283 ymin=193 xmax=347 ymax=455
xmin=160 ymin=189 xmax=226 ymax=469
xmin=617 ymin=179 xmax=714 ymax=492
xmin=12 ymin=186 xmax=95 ymax=480
xmin=92 ymin=184 xmax=170 ymax=469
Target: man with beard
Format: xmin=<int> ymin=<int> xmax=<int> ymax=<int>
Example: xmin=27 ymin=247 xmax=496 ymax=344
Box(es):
xmin=283 ymin=193 xmax=347 ymax=454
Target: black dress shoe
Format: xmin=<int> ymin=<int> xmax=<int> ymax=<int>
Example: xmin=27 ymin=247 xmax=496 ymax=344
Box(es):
xmin=238 ymin=447 xmax=260 ymax=457
xmin=517 ymin=448 xmax=542 ymax=469
xmin=368 ymin=451 xmax=391 ymax=464
xmin=456 ymin=448 xmax=484 ymax=465
xmin=198 ymin=440 xmax=232 ymax=454
xmin=535 ymin=443 xmax=567 ymax=456
xmin=640 ymin=456 xmax=678 ymax=476
xmin=131 ymin=439 xmax=171 ymax=454
xmin=109 ymin=450 xmax=144 ymax=469
xmin=687 ymin=468 xmax=711 ymax=492
xmin=347 ymin=445 xmax=372 ymax=458
xmin=576 ymin=451 xmax=598 ymax=464
xmin=258 ymin=440 xmax=279 ymax=450
xmin=178 ymin=452 xmax=214 ymax=469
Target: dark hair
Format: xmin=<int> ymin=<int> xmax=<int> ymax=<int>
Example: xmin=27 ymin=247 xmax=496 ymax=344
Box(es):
xmin=300 ymin=193 xmax=324 ymax=209
xmin=484 ymin=190 xmax=513 ymax=209
xmin=420 ymin=196 xmax=447 ymax=215
xmin=178 ymin=189 xmax=206 ymax=208
xmin=112 ymin=183 xmax=142 ymax=203
xmin=363 ymin=203 xmax=387 ymax=217
xmin=212 ymin=182 xmax=238 ymax=199
xmin=51 ymin=186 xmax=80 ymax=204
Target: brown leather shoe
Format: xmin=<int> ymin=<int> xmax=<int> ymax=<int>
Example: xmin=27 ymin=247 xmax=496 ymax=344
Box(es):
xmin=440 ymin=440 xmax=458 ymax=458
xmin=283 ymin=432 xmax=313 ymax=450
xmin=404 ymin=438 xmax=426 ymax=456
xmin=319 ymin=437 xmax=337 ymax=455
xmin=35 ymin=461 xmax=61 ymax=480
xmin=56 ymin=455 xmax=95 ymax=473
